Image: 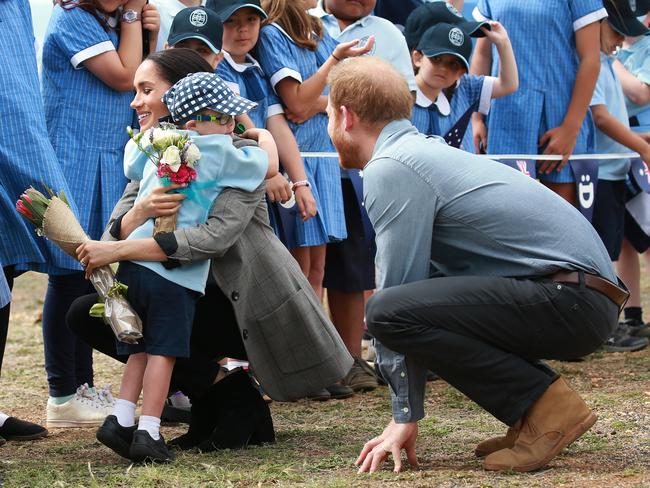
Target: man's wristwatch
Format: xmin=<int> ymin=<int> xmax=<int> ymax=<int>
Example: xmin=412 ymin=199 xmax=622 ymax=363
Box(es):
xmin=121 ymin=9 xmax=141 ymax=23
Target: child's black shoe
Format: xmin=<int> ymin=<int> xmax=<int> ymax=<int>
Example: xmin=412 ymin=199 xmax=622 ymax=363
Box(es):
xmin=129 ymin=430 xmax=175 ymax=463
xmin=96 ymin=415 xmax=136 ymax=459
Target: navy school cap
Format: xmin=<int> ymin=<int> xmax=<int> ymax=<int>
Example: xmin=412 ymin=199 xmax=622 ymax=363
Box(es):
xmin=167 ymin=7 xmax=224 ymax=54
xmin=404 ymin=1 xmax=490 ymax=50
xmin=632 ymin=0 xmax=650 ymax=15
xmin=417 ymin=23 xmax=472 ymax=71
xmin=206 ymin=0 xmax=267 ymax=21
xmin=163 ymin=72 xmax=258 ymax=124
xmin=605 ymin=0 xmax=650 ymax=36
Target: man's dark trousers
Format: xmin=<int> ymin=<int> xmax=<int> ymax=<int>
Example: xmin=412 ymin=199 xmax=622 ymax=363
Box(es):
xmin=366 ymin=273 xmax=619 ymax=426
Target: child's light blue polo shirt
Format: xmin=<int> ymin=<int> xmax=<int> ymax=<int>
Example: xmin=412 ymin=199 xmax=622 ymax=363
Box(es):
xmin=123 ymin=132 xmax=268 ymax=293
xmin=310 ymin=1 xmax=417 ymax=91
xmin=590 ymin=53 xmax=632 ymax=181
xmin=616 ymin=35 xmax=650 ymax=118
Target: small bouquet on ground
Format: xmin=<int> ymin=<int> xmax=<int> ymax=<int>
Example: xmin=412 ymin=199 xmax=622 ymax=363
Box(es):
xmin=16 ymin=187 xmax=143 ymax=344
xmin=127 ymin=125 xmax=201 ymax=235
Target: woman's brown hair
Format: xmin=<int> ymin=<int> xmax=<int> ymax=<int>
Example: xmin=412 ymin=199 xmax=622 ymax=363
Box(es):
xmin=261 ymin=0 xmax=323 ymax=51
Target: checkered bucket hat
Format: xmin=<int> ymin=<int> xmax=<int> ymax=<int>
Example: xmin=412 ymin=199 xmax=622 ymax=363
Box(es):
xmin=163 ymin=72 xmax=258 ymax=124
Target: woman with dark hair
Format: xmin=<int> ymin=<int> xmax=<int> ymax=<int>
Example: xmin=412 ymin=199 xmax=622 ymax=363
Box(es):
xmin=40 ymin=0 xmax=159 ymax=428
xmin=67 ymin=48 xmax=352 ymax=455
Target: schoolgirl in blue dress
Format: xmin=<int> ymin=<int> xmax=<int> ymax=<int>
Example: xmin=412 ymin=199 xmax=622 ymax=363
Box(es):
xmin=472 ymin=0 xmax=605 ymax=203
xmin=255 ymin=0 xmax=372 ymax=297
xmin=409 ymin=21 xmax=518 ymax=153
xmin=211 ymin=0 xmax=318 ymax=242
xmin=40 ymin=0 xmax=159 ymax=426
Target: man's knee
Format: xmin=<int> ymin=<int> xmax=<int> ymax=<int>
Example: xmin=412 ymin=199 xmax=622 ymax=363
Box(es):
xmin=365 ymin=289 xmax=400 ymax=342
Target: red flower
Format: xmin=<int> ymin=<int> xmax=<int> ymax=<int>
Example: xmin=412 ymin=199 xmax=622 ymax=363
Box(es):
xmin=16 ymin=199 xmax=33 ymax=220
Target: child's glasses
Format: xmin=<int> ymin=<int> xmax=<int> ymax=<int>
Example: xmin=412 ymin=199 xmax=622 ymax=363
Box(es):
xmin=429 ymin=56 xmax=465 ymax=72
xmin=190 ymin=113 xmax=233 ymax=125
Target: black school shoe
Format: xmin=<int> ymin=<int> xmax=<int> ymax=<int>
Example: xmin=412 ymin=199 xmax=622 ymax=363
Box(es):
xmin=0 ymin=417 xmax=48 ymax=441
xmin=600 ymin=323 xmax=649 ymax=352
xmin=621 ymin=318 xmax=650 ymax=338
xmin=96 ymin=415 xmax=137 ymax=459
xmin=129 ymin=430 xmax=175 ymax=463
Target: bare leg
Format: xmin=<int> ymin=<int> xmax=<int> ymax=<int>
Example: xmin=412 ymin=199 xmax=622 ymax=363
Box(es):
xmin=541 ymin=182 xmax=577 ymax=206
xmin=118 ymin=352 xmax=146 ymax=404
xmin=141 ymin=355 xmax=176 ymax=418
xmin=617 ymin=239 xmax=641 ymax=308
xmin=290 ymin=246 xmax=310 ymax=278
xmin=308 ymin=245 xmax=327 ymax=300
xmin=328 ymin=290 xmax=365 ymax=357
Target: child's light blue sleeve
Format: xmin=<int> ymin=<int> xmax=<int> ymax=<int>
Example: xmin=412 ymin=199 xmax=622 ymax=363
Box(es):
xmin=266 ymin=80 xmax=284 ymax=118
xmin=123 ymin=139 xmax=149 ymax=181
xmin=216 ymin=145 xmax=269 ymax=192
xmin=474 ymin=0 xmax=492 ymax=21
xmin=257 ymin=25 xmax=303 ymax=89
xmin=569 ymin=0 xmax=608 ymax=31
xmin=52 ymin=7 xmax=115 ymax=68
xmin=590 ymin=64 xmax=607 ymax=107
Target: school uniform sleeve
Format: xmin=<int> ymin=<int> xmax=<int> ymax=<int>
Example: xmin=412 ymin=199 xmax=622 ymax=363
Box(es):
xmin=52 ymin=7 xmax=116 ymax=68
xmin=215 ymin=63 xmax=243 ymax=95
xmin=257 ymin=25 xmax=303 ymax=89
xmin=473 ymin=0 xmax=492 ymax=21
xmin=570 ymin=0 xmax=608 ymax=32
xmin=266 ymin=85 xmax=284 ymax=118
xmin=375 ymin=17 xmax=417 ymax=91
xmin=458 ymin=74 xmax=496 ymax=115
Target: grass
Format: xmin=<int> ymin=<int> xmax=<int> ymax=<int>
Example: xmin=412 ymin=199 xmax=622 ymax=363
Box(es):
xmin=1 ymin=272 xmax=650 ymax=487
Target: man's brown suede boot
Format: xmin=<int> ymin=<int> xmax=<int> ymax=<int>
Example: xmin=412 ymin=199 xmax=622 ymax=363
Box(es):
xmin=474 ymin=420 xmax=521 ymax=458
xmin=483 ymin=377 xmax=597 ymax=472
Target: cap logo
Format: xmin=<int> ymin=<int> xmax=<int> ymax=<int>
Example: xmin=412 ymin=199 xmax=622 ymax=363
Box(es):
xmin=446 ymin=3 xmax=462 ymax=17
xmin=449 ymin=27 xmax=464 ymax=46
xmin=189 ymin=9 xmax=208 ymax=27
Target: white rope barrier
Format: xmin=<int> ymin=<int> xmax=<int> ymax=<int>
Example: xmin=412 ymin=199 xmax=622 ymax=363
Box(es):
xmin=299 ymin=152 xmax=642 ymax=160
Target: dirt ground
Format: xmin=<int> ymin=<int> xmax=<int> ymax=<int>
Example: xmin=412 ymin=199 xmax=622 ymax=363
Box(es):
xmin=0 ymin=272 xmax=649 ymax=487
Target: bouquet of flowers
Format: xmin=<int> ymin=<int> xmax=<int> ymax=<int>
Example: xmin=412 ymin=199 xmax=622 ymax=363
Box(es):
xmin=16 ymin=187 xmax=143 ymax=344
xmin=127 ymin=124 xmax=201 ymax=235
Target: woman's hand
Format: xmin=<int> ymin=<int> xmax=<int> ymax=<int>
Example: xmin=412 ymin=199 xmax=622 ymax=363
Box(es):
xmin=76 ymin=240 xmax=123 ymax=278
xmin=141 ymin=3 xmax=160 ymax=36
xmin=332 ymin=36 xmax=375 ymax=62
xmin=294 ymin=185 xmax=317 ymax=221
xmin=133 ymin=183 xmax=186 ymax=222
xmin=266 ymin=174 xmax=292 ymax=203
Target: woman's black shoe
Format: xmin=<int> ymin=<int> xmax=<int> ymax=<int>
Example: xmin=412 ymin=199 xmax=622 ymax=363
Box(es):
xmin=197 ymin=370 xmax=275 ymax=452
xmin=129 ymin=430 xmax=175 ymax=463
xmin=96 ymin=415 xmax=137 ymax=459
xmin=0 ymin=417 xmax=48 ymax=441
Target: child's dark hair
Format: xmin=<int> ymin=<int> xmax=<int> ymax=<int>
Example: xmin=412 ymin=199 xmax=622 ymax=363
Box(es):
xmin=145 ymin=49 xmax=214 ymax=86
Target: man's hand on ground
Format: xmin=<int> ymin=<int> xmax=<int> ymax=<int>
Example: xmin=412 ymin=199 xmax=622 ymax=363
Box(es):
xmin=355 ymin=420 xmax=418 ymax=473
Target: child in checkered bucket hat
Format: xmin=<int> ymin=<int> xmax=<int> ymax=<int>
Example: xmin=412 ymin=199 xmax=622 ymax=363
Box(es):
xmin=163 ymin=71 xmax=257 ymax=131
xmin=112 ymin=74 xmax=278 ymax=463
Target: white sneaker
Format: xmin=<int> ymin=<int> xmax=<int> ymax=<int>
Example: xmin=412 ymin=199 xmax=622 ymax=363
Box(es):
xmin=46 ymin=384 xmax=113 ymax=428
xmin=94 ymin=384 xmax=116 ymax=409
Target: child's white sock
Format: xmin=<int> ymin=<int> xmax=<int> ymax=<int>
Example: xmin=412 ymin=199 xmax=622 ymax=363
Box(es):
xmin=113 ymin=399 xmax=136 ymax=427
xmin=138 ymin=415 xmax=161 ymax=440
xmin=0 ymin=412 xmax=9 ymax=427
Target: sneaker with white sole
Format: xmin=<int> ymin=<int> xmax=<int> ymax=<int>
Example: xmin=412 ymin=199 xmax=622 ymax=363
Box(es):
xmin=46 ymin=384 xmax=113 ymax=428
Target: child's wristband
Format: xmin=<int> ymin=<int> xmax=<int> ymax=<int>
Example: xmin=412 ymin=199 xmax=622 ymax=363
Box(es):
xmin=291 ymin=180 xmax=311 ymax=192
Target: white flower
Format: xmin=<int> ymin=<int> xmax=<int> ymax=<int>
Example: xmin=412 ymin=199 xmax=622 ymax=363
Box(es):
xmin=161 ymin=146 xmax=182 ymax=172
xmin=185 ymin=143 xmax=201 ymax=168
xmin=152 ymin=129 xmax=177 ymax=149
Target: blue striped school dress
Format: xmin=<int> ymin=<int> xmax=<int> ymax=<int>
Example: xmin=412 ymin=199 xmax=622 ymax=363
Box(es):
xmin=474 ymin=0 xmax=605 ymax=182
xmin=0 ymin=0 xmax=77 ymax=273
xmin=256 ymin=23 xmax=346 ymax=247
xmin=411 ymin=75 xmax=495 ymax=152
xmin=42 ymin=5 xmax=132 ymax=271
